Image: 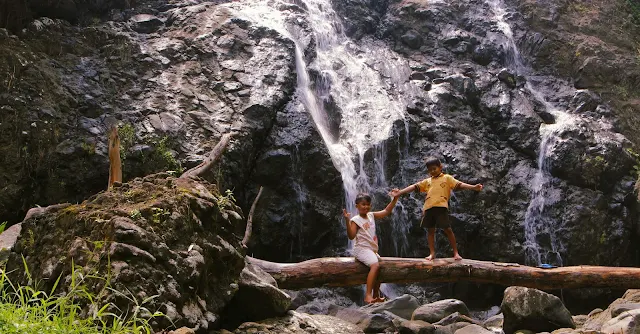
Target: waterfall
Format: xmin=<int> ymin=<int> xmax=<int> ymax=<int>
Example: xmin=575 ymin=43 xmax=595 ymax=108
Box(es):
xmin=486 ymin=0 xmax=573 ymax=266
xmin=235 ymin=0 xmax=416 ymax=256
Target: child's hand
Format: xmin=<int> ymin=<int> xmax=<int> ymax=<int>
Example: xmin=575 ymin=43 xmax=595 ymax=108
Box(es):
xmin=474 ymin=184 xmax=483 ymax=191
xmin=389 ymin=188 xmax=400 ymax=197
xmin=342 ymin=209 xmax=351 ymax=220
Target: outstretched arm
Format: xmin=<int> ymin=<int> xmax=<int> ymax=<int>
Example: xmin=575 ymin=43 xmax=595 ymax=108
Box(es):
xmin=373 ymin=195 xmax=399 ymax=220
xmin=343 ymin=209 xmax=358 ymax=240
xmin=457 ymin=182 xmax=483 ymax=191
xmin=389 ymin=184 xmax=417 ymax=197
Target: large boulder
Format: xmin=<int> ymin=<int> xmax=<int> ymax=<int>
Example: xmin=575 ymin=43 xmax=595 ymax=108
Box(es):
xmin=501 ymin=287 xmax=575 ymax=334
xmin=220 ymin=261 xmax=291 ymax=329
xmin=413 ymin=299 xmax=470 ymax=323
xmin=4 ymin=174 xmax=246 ymax=332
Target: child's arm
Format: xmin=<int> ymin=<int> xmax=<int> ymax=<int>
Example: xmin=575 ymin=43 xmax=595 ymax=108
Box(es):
xmin=457 ymin=182 xmax=483 ymax=191
xmin=342 ymin=209 xmax=358 ymax=240
xmin=389 ymin=184 xmax=418 ymax=197
xmin=373 ymin=195 xmax=400 ymax=220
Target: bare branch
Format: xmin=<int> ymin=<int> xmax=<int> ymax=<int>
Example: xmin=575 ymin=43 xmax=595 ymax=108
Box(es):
xmin=242 ymin=186 xmax=264 ymax=247
xmin=180 ymin=133 xmax=233 ymax=179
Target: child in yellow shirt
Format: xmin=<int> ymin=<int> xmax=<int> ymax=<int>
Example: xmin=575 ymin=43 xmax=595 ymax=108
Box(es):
xmin=391 ymin=157 xmax=482 ymax=261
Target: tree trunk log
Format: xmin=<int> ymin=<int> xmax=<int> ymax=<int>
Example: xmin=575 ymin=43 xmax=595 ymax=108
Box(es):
xmin=247 ymin=256 xmax=640 ymax=290
xmin=180 ymin=133 xmax=233 ymax=179
xmin=108 ymin=126 xmax=122 ymax=189
xmin=242 ymin=186 xmax=263 ymax=247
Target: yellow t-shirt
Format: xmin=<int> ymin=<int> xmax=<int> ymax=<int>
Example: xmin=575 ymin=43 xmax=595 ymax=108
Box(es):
xmin=415 ymin=173 xmax=460 ymax=211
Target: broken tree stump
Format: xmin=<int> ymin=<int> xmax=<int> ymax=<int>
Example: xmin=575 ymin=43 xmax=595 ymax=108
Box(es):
xmin=247 ymin=256 xmax=640 ymax=290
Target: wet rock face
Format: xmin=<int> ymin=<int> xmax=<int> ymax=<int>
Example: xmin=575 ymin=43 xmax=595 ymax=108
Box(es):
xmin=5 ymin=174 xmax=246 ymax=332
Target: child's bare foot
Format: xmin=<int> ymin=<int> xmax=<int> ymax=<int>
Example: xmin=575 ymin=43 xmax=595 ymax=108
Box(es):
xmin=374 ymin=297 xmax=386 ymax=303
xmin=453 ymin=253 xmax=463 ymax=261
xmin=425 ymin=254 xmax=435 ymax=261
xmin=364 ymin=295 xmax=375 ymax=304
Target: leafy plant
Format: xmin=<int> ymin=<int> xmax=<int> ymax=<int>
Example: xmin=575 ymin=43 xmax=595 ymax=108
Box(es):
xmin=0 ymin=257 xmax=166 ymax=333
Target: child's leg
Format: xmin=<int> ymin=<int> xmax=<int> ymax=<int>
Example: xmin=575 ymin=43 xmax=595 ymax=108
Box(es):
xmin=354 ymin=248 xmax=381 ymax=304
xmin=443 ymin=227 xmax=462 ymax=260
xmin=365 ymin=263 xmax=380 ymax=304
xmin=426 ymin=227 xmax=436 ymax=260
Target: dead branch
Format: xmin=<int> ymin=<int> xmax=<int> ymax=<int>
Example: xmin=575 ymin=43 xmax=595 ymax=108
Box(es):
xmin=242 ymin=186 xmax=264 ymax=247
xmin=180 ymin=133 xmax=233 ymax=179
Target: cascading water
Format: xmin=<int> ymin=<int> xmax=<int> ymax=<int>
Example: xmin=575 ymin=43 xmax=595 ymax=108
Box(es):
xmin=235 ymin=0 xmax=417 ymax=257
xmin=486 ymin=0 xmax=572 ymax=266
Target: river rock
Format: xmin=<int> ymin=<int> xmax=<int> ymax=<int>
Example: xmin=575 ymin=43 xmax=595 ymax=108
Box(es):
xmin=220 ymin=261 xmax=291 ymax=328
xmin=501 ymin=287 xmax=575 ymax=334
xmin=362 ymin=294 xmax=421 ymax=320
xmin=413 ymin=299 xmax=470 ymax=323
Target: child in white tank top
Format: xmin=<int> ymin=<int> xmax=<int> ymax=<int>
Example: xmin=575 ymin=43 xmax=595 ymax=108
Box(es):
xmin=343 ymin=192 xmax=399 ymax=304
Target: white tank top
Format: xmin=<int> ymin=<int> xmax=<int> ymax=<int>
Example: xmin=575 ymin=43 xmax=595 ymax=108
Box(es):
xmin=350 ymin=212 xmax=378 ymax=252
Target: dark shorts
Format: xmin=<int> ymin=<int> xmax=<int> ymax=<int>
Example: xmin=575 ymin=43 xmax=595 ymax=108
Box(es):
xmin=420 ymin=207 xmax=450 ymax=229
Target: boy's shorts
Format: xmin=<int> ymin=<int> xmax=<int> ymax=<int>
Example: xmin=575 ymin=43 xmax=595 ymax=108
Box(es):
xmin=421 ymin=207 xmax=450 ymax=229
xmin=353 ymin=247 xmax=380 ymax=267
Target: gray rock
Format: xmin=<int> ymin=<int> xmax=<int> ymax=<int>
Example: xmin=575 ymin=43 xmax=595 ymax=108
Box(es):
xmin=233 ymin=311 xmax=364 ymax=333
xmin=220 ymin=261 xmax=291 ymax=328
xmin=129 ymin=14 xmax=165 ymax=33
xmin=483 ymin=313 xmax=503 ymax=331
xmin=334 ymin=306 xmax=395 ymax=333
xmin=399 ymin=320 xmax=436 ymax=334
xmin=0 ymin=223 xmax=22 ymax=262
xmin=362 ymin=294 xmax=421 ymax=320
xmin=612 ymin=304 xmax=640 ymax=318
xmin=435 ymin=322 xmax=474 ymax=334
xmin=413 ymin=299 xmax=470 ymax=323
xmin=501 ymin=287 xmax=575 ymax=334
xmin=434 ymin=312 xmax=482 ymax=326
xmin=601 ymin=309 xmax=640 ymax=334
xmin=455 ymin=324 xmax=493 ymax=334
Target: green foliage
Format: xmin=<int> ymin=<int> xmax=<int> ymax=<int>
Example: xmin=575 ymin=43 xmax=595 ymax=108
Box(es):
xmin=150 ymin=208 xmax=170 ymax=224
xmin=0 ymin=222 xmax=6 ymax=235
xmin=117 ymin=124 xmax=136 ymax=163
xmin=129 ymin=209 xmax=141 ymax=220
xmin=626 ymin=0 xmax=640 ymax=23
xmin=0 ymin=258 xmax=165 ymax=333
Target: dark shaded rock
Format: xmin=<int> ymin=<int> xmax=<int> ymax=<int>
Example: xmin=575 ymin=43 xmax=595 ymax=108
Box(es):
xmin=5 ymin=175 xmax=246 ymax=332
xmin=570 ymin=90 xmax=601 ymax=114
xmin=413 ymin=299 xmax=470 ymax=323
xmin=498 ymin=68 xmax=516 ymax=88
xmin=399 ymin=320 xmax=436 ymax=334
xmin=402 ymin=31 xmax=423 ymax=49
xmin=501 ymin=287 xmax=575 ymax=334
xmin=220 ymin=261 xmax=291 ymax=329
xmin=129 ymin=14 xmax=164 ymax=33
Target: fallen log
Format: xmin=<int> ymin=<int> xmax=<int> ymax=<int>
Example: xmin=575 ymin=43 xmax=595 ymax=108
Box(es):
xmin=247 ymin=256 xmax=640 ymax=290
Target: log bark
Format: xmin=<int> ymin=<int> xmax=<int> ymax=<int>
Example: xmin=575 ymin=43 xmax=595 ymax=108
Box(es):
xmin=242 ymin=186 xmax=263 ymax=247
xmin=247 ymin=256 xmax=640 ymax=290
xmin=180 ymin=133 xmax=233 ymax=179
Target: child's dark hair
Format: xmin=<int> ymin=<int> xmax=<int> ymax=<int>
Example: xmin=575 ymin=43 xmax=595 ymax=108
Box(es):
xmin=355 ymin=193 xmax=372 ymax=204
xmin=425 ymin=156 xmax=442 ymax=168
